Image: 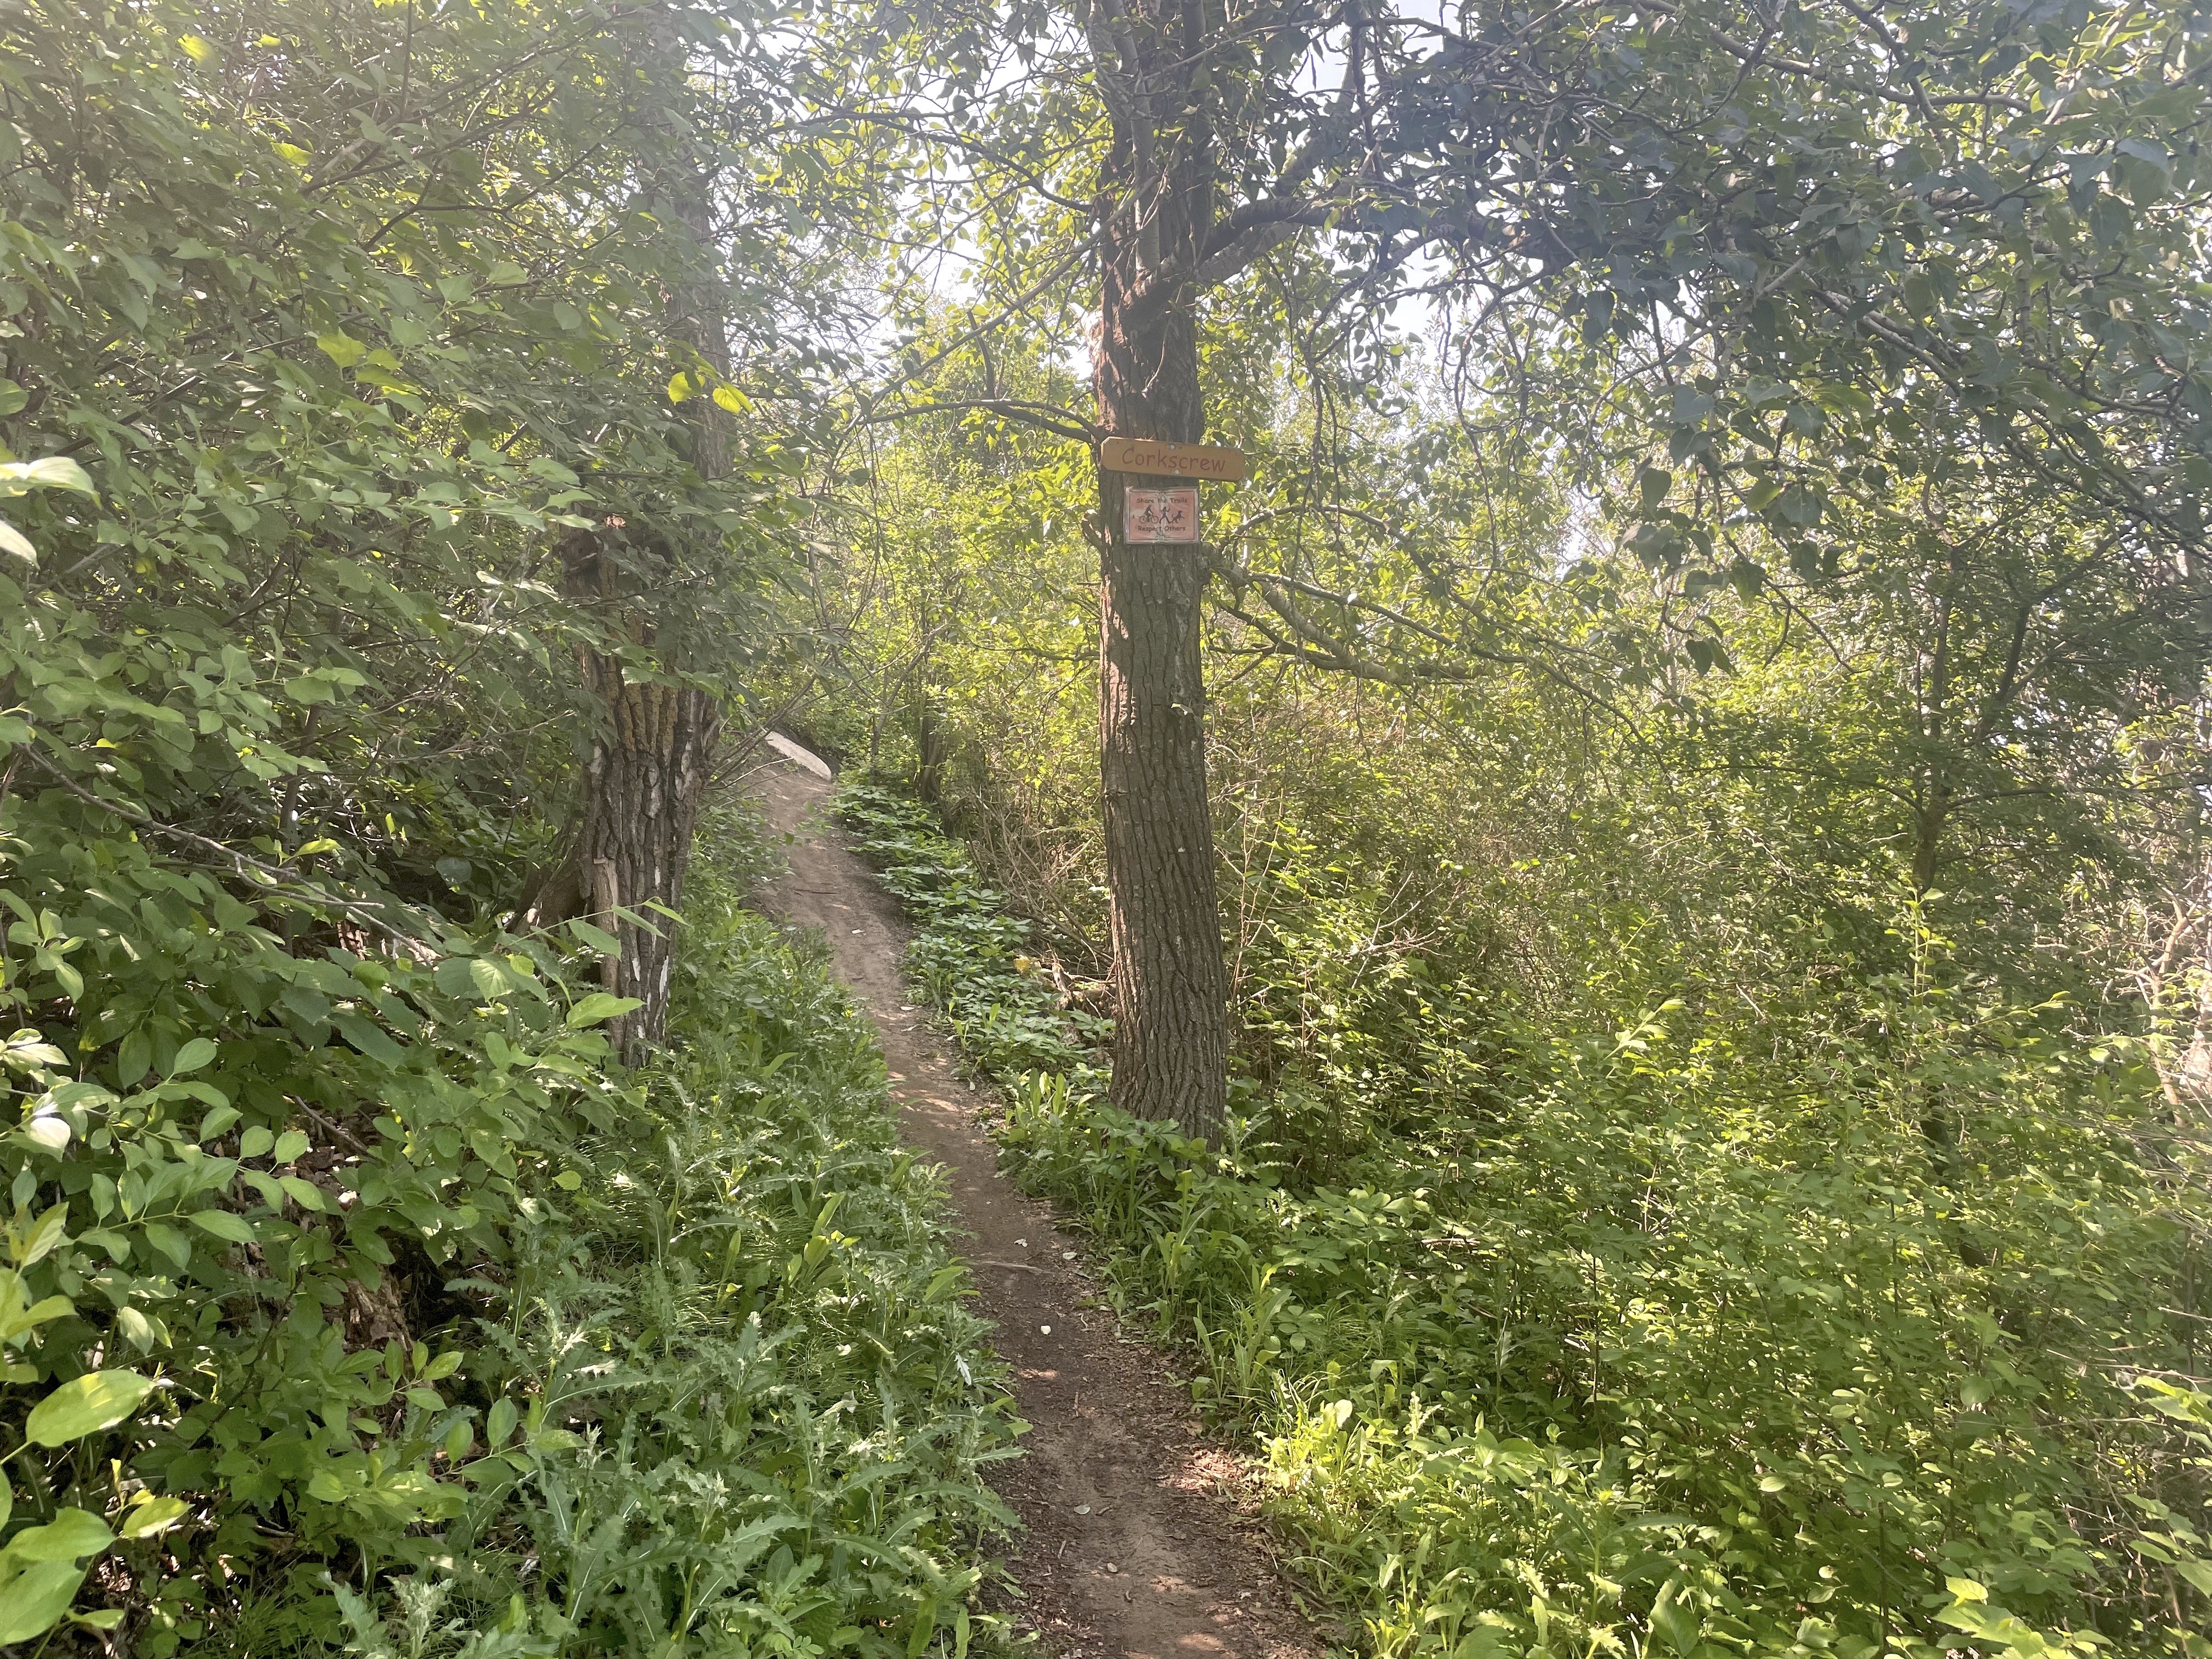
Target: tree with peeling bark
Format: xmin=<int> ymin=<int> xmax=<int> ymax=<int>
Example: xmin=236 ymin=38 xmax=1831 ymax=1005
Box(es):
xmin=803 ymin=0 xmax=2212 ymax=1139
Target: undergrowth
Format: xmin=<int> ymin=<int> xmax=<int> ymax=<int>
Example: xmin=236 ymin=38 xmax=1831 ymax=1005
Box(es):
xmin=0 ymin=790 xmax=1016 ymax=1656
xmin=836 ymin=780 xmax=2212 ymax=1659
xmin=309 ymin=805 xmax=1023 ymax=1656
xmin=833 ymin=785 xmax=1105 ymax=1085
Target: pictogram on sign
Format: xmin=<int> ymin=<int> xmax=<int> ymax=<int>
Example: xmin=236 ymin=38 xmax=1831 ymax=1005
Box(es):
xmin=1122 ymin=486 xmax=1200 ymax=544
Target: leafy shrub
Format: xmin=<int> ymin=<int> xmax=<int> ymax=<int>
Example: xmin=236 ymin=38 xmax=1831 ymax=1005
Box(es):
xmin=313 ymin=829 xmax=1021 ymax=1657
xmin=0 ymin=792 xmax=1014 ymax=1653
xmin=846 ymin=782 xmax=2212 ymax=1659
xmin=836 ymin=784 xmax=1105 ymax=1082
xmin=0 ymin=787 xmax=628 ymax=1650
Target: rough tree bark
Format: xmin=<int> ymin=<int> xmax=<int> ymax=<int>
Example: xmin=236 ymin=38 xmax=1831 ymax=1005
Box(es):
xmin=529 ymin=16 xmax=731 ymax=1065
xmin=554 ymin=532 xmax=723 ymax=1064
xmin=1090 ymin=0 xmax=1231 ymax=1141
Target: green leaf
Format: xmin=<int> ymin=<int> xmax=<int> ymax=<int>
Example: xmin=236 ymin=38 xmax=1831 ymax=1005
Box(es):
xmin=565 ymin=918 xmax=622 ymax=956
xmin=566 ymin=993 xmax=641 ymax=1028
xmin=142 ymin=1224 xmax=189 ymax=1273
xmin=115 ymin=1496 xmax=188 ymax=1542
xmin=16 ymin=1203 xmax=70 ymax=1268
xmin=273 ymin=1128 xmax=309 ymax=1163
xmin=1649 ymin=1581 xmax=1702 ymax=1656
xmin=486 ymin=1396 xmax=517 ymax=1448
xmin=239 ymin=1126 xmax=274 ymax=1159
xmin=0 ymin=518 xmax=35 ymax=564
xmin=468 ymin=957 xmax=513 ymax=1000
xmin=115 ymin=1030 xmax=151 ymax=1087
xmin=0 ymin=458 xmax=94 ymax=498
xmin=0 ymin=1295 xmax=75 ymax=1344
xmin=169 ymin=1037 xmax=217 ymax=1076
xmin=6 ymin=1509 xmax=113 ymax=1561
xmin=3 ymin=1030 xmax=69 ymax=1071
xmin=26 ymin=1371 xmax=157 ymax=1446
xmin=331 ymin=1012 xmax=407 ymax=1066
xmin=0 ymin=1560 xmax=88 ymax=1644
xmin=189 ymin=1210 xmax=257 ymax=1244
xmin=315 ymin=332 xmax=366 ymax=369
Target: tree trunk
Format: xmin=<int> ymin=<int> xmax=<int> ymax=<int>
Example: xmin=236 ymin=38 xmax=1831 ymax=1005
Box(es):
xmin=1091 ymin=2 xmax=1231 ymax=1141
xmin=537 ymin=11 xmax=731 ymax=1064
xmin=1910 ymin=780 xmax=1950 ymax=897
xmin=561 ymin=537 xmax=721 ymax=1065
xmin=912 ymin=683 xmax=949 ymax=804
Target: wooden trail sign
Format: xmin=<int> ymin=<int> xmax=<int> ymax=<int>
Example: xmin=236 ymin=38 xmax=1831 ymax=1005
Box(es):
xmin=1099 ymin=436 xmax=1248 ymax=482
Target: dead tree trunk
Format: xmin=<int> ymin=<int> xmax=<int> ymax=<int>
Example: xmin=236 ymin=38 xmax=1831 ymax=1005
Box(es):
xmin=1090 ymin=0 xmax=1231 ymax=1141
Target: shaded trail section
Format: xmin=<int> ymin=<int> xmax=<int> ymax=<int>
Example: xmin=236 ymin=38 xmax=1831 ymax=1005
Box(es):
xmin=748 ymin=757 xmax=1319 ymax=1659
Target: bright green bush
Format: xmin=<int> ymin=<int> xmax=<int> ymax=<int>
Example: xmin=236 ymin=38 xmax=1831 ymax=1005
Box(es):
xmin=846 ymin=780 xmax=2212 ymax=1659
xmin=0 ymin=791 xmax=1015 ymax=1652
xmin=305 ymin=823 xmax=1021 ymax=1657
xmin=0 ymin=789 xmax=633 ymax=1649
xmin=836 ymin=784 xmax=1105 ymax=1082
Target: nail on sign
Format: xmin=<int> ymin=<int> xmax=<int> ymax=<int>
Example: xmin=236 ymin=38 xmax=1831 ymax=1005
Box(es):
xmin=1124 ymin=486 xmax=1199 ymax=544
xmin=1099 ymin=437 xmax=1248 ymax=481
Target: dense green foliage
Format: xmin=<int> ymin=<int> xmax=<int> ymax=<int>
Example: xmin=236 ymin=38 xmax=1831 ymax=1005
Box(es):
xmin=835 ymin=755 xmax=2212 ymax=1659
xmin=10 ymin=0 xmax=2212 ymax=1655
xmin=0 ymin=2 xmax=1017 ymax=1650
xmin=0 ymin=765 xmax=1015 ymax=1652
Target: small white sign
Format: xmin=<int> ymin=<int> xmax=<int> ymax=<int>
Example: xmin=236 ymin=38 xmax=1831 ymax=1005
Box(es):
xmin=1123 ymin=486 xmax=1199 ymax=544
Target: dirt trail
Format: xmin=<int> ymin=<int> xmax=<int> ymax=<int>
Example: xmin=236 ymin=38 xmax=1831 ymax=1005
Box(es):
xmin=747 ymin=756 xmax=1321 ymax=1659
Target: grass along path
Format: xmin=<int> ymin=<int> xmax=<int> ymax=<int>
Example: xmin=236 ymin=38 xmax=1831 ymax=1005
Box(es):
xmin=747 ymin=753 xmax=1321 ymax=1659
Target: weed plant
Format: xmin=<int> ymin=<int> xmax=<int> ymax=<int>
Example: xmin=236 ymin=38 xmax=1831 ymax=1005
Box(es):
xmin=837 ymin=782 xmax=2212 ymax=1659
xmin=835 ymin=785 xmax=1106 ymax=1084
xmin=0 ymin=794 xmax=1015 ymax=1655
xmin=340 ymin=817 xmax=1022 ymax=1657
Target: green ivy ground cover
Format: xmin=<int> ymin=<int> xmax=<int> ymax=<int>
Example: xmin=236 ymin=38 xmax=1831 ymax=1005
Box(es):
xmin=0 ymin=803 xmax=1018 ymax=1655
xmin=834 ymin=781 xmax=2212 ymax=1659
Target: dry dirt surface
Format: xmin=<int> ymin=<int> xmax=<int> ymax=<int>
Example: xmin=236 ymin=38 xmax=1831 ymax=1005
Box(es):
xmin=746 ymin=755 xmax=1324 ymax=1659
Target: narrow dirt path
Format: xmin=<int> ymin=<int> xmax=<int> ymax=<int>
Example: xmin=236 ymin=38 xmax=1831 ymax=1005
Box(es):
xmin=747 ymin=755 xmax=1321 ymax=1659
